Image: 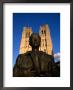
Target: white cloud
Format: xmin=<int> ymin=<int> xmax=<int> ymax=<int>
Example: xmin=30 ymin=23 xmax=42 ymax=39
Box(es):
xmin=54 ymin=52 xmax=60 ymax=58
xmin=54 ymin=53 xmax=60 ymax=62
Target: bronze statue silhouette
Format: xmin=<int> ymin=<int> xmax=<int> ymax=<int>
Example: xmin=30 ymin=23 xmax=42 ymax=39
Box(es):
xmin=13 ymin=33 xmax=60 ymax=77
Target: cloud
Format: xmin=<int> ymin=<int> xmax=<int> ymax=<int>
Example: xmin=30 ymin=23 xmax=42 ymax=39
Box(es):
xmin=54 ymin=52 xmax=60 ymax=58
xmin=54 ymin=52 xmax=60 ymax=62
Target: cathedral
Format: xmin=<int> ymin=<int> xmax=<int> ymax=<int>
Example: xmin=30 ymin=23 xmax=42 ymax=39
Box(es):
xmin=19 ymin=24 xmax=53 ymax=55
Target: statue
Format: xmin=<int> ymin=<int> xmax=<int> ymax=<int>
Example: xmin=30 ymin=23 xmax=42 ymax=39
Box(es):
xmin=13 ymin=33 xmax=60 ymax=77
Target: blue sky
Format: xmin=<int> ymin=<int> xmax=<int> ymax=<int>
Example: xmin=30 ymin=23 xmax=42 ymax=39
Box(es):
xmin=13 ymin=13 xmax=60 ymax=66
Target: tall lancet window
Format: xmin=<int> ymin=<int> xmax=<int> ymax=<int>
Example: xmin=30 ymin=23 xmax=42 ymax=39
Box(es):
xmin=41 ymin=30 xmax=43 ymax=34
xmin=26 ymin=32 xmax=29 ymax=38
xmin=44 ymin=30 xmax=46 ymax=35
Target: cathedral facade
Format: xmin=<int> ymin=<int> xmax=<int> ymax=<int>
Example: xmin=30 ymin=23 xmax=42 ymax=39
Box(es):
xmin=19 ymin=24 xmax=53 ymax=55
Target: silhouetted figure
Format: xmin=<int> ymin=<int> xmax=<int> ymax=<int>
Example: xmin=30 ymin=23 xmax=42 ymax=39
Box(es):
xmin=13 ymin=33 xmax=60 ymax=77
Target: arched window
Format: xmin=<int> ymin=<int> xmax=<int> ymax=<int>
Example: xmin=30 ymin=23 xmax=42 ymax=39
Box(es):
xmin=29 ymin=32 xmax=30 ymax=37
xmin=26 ymin=33 xmax=28 ymax=37
xmin=26 ymin=32 xmax=30 ymax=38
xmin=44 ymin=30 xmax=46 ymax=34
xmin=41 ymin=30 xmax=43 ymax=34
xmin=43 ymin=43 xmax=44 ymax=47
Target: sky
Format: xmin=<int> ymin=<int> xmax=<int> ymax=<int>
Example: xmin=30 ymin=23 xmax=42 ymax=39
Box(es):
xmin=13 ymin=13 xmax=60 ymax=66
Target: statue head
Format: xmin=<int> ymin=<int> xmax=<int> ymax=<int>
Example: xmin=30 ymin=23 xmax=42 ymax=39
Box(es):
xmin=29 ymin=33 xmax=41 ymax=49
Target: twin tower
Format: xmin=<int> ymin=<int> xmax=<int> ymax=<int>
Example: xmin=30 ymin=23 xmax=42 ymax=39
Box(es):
xmin=19 ymin=24 xmax=53 ymax=55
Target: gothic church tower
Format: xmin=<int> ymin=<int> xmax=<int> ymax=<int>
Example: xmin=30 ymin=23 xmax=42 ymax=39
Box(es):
xmin=39 ymin=24 xmax=53 ymax=55
xmin=19 ymin=27 xmax=32 ymax=54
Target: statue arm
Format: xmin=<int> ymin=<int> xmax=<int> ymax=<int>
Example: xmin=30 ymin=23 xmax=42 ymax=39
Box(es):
xmin=13 ymin=55 xmax=24 ymax=77
xmin=13 ymin=54 xmax=33 ymax=77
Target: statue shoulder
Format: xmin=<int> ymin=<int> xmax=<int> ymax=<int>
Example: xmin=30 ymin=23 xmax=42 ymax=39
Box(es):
xmin=15 ymin=54 xmax=25 ymax=66
xmin=15 ymin=54 xmax=24 ymax=66
xmin=39 ymin=51 xmax=54 ymax=62
xmin=15 ymin=52 xmax=32 ymax=68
